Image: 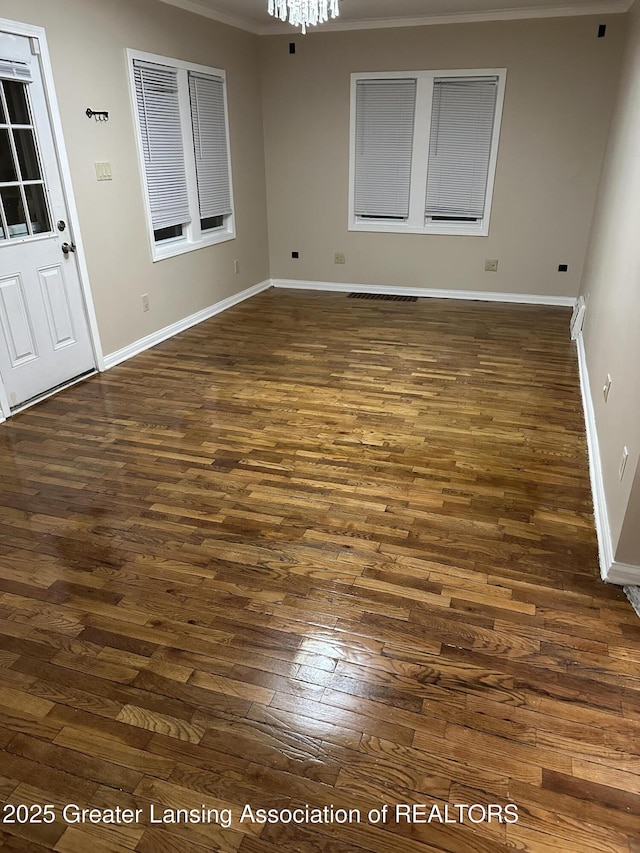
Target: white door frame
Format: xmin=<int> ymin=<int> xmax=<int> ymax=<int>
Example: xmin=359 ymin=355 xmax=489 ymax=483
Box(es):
xmin=0 ymin=16 xmax=104 ymax=423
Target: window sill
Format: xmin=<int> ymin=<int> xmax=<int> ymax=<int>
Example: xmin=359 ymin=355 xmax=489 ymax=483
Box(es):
xmin=349 ymin=220 xmax=489 ymax=237
xmin=151 ymin=228 xmax=235 ymax=262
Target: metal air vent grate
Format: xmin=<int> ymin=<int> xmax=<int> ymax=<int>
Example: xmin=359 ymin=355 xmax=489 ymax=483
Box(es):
xmin=347 ymin=293 xmax=418 ymax=302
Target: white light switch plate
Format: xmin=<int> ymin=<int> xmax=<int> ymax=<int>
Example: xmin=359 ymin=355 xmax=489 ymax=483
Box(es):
xmin=95 ymin=162 xmax=112 ymax=181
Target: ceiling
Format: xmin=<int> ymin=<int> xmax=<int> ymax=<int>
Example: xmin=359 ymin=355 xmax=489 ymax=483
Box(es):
xmin=157 ymin=0 xmax=630 ymax=35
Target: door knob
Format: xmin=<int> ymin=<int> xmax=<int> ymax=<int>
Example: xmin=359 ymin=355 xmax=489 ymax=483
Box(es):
xmin=61 ymin=242 xmax=76 ymax=256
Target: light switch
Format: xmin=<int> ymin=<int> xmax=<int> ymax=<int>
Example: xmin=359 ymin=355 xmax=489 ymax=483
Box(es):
xmin=95 ymin=161 xmax=112 ymax=181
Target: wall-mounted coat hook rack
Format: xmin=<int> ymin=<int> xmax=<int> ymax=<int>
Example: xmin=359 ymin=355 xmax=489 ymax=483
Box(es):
xmin=86 ymin=108 xmax=109 ymax=122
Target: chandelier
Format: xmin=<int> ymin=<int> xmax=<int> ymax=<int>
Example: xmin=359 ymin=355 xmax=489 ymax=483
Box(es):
xmin=268 ymin=0 xmax=340 ymax=34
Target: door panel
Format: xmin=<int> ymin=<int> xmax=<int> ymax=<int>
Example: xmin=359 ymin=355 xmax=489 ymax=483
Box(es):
xmin=0 ymin=29 xmax=94 ymax=409
xmin=39 ymin=265 xmax=76 ymax=350
xmin=0 ymin=273 xmax=37 ymax=365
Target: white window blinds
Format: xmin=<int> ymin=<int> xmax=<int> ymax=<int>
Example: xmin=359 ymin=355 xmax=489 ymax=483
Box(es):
xmin=133 ymin=60 xmax=190 ymax=231
xmin=354 ymin=79 xmax=416 ymax=219
xmin=425 ymin=77 xmax=498 ymax=220
xmin=0 ymin=60 xmax=31 ymax=82
xmin=188 ymin=72 xmax=232 ymax=220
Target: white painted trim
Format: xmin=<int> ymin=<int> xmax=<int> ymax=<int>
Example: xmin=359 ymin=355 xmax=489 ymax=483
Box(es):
xmin=155 ymin=0 xmax=260 ymax=33
xmin=607 ymin=562 xmax=640 ymax=586
xmin=154 ymin=0 xmax=629 ymax=36
xmin=272 ymin=279 xmax=576 ymax=306
xmin=575 ymin=333 xmax=640 ymax=585
xmin=258 ymin=1 xmax=629 ymax=34
xmin=576 ymin=333 xmax=612 ymax=579
xmin=0 ymin=18 xmax=104 ymax=386
xmin=408 ymin=77 xmax=433 ymax=229
xmin=103 ymin=280 xmax=271 ymax=369
xmin=570 ymin=294 xmax=586 ymax=340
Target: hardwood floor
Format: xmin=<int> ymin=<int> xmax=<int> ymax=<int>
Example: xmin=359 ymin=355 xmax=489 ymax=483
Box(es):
xmin=0 ymin=288 xmax=638 ymax=852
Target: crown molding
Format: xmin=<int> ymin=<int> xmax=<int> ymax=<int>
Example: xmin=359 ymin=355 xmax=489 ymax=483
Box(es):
xmin=155 ymin=0 xmax=261 ymax=33
xmin=258 ymin=1 xmax=630 ymax=35
xmin=155 ymin=0 xmax=630 ymax=36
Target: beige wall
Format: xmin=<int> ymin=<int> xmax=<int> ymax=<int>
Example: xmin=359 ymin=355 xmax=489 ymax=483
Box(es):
xmin=1 ymin=0 xmax=270 ymax=356
xmin=260 ymin=17 xmax=621 ymax=296
xmin=617 ymin=462 xmax=640 ymax=565
xmin=579 ymin=1 xmax=640 ymax=567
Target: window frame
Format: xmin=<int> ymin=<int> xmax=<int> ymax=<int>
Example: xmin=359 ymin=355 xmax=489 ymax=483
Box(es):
xmin=348 ymin=68 xmax=507 ymax=238
xmin=0 ymin=70 xmax=54 ymax=244
xmin=127 ymin=49 xmax=235 ymax=262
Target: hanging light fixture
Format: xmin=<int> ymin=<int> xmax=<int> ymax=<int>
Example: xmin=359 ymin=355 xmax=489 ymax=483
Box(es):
xmin=268 ymin=0 xmax=340 ymax=34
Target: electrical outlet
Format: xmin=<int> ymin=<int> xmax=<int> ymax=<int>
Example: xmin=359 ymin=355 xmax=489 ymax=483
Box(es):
xmin=485 ymin=259 xmax=498 ymax=272
xmin=603 ymin=374 xmax=612 ymax=402
xmin=619 ymin=446 xmax=629 ymax=480
xmin=141 ymin=293 xmax=150 ymax=312
xmin=234 ymin=259 xmax=240 ymax=275
xmin=334 ymin=252 xmax=346 ymax=265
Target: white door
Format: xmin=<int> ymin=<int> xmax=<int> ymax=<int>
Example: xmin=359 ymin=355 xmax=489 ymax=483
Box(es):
xmin=0 ymin=30 xmax=94 ymax=410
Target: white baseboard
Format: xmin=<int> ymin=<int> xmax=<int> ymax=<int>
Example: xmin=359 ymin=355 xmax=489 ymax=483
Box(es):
xmin=607 ymin=562 xmax=640 ymax=586
xmin=103 ymin=280 xmax=272 ymax=370
xmin=272 ymin=279 xmax=576 ymax=307
xmin=576 ymin=333 xmax=640 ymax=585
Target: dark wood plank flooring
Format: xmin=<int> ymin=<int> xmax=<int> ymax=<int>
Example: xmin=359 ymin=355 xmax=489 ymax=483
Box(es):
xmin=0 ymin=289 xmax=638 ymax=852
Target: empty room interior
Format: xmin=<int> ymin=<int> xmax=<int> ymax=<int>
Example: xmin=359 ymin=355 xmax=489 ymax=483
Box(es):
xmin=1 ymin=0 xmax=640 ymax=850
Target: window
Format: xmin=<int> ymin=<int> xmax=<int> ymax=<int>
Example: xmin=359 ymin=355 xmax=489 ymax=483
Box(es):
xmin=0 ymin=63 xmax=52 ymax=241
xmin=349 ymin=69 xmax=506 ymax=236
xmin=128 ymin=50 xmax=235 ymax=260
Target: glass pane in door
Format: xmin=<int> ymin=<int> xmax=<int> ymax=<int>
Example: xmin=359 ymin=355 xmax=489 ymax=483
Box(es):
xmin=24 ymin=184 xmax=50 ymax=233
xmin=2 ymin=186 xmax=28 ymax=236
xmin=0 ymin=129 xmax=17 ymax=182
xmin=4 ymin=80 xmax=30 ymax=124
xmin=14 ymin=129 xmax=40 ymax=180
